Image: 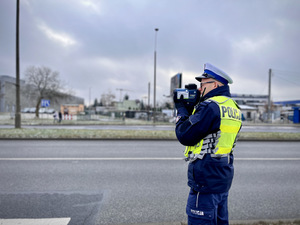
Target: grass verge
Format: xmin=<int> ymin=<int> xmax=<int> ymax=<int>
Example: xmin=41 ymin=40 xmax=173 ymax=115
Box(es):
xmin=0 ymin=128 xmax=299 ymax=140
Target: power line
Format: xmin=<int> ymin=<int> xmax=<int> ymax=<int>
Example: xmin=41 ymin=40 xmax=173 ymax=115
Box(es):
xmin=272 ymin=69 xmax=300 ymax=76
xmin=272 ymin=73 xmax=300 ymax=86
xmin=272 ymin=69 xmax=300 ymax=81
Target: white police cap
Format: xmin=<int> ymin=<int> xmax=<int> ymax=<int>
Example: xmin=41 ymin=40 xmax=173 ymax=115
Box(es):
xmin=195 ymin=63 xmax=233 ymax=85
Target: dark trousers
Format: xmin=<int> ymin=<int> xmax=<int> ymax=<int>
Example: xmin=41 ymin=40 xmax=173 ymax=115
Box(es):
xmin=186 ymin=189 xmax=229 ymax=225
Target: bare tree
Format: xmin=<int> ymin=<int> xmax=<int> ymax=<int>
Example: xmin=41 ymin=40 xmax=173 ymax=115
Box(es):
xmin=24 ymin=65 xmax=65 ymax=118
xmin=100 ymin=90 xmax=116 ymax=107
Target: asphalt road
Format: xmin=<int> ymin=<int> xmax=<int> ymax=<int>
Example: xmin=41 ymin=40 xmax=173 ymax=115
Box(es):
xmin=0 ymin=140 xmax=299 ymax=225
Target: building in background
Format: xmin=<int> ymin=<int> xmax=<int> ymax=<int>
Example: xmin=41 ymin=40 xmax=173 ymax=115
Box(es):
xmin=231 ymin=94 xmax=268 ymax=122
xmin=0 ymin=75 xmax=84 ymax=114
xmin=0 ymin=75 xmax=25 ymax=113
xmin=232 ymin=94 xmax=300 ymax=123
xmin=274 ymin=100 xmax=300 ymax=123
xmin=60 ymin=104 xmax=84 ymax=115
xmin=114 ymin=99 xmax=141 ymax=111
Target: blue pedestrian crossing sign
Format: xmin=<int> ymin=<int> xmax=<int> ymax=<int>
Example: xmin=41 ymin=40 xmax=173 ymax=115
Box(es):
xmin=41 ymin=99 xmax=50 ymax=107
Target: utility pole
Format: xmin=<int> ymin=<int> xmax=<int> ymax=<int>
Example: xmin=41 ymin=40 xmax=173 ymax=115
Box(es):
xmin=89 ymin=87 xmax=91 ymax=108
xmin=147 ymin=82 xmax=151 ymax=121
xmin=148 ymin=82 xmax=150 ymax=108
xmin=15 ymin=0 xmax=21 ymax=128
xmin=268 ymin=68 xmax=272 ymax=123
xmin=153 ymin=28 xmax=159 ymax=124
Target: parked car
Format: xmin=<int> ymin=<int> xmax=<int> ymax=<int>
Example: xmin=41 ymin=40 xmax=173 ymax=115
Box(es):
xmin=21 ymin=108 xmax=31 ymax=113
xmin=39 ymin=108 xmax=47 ymax=114
xmin=45 ymin=108 xmax=55 ymax=114
xmin=29 ymin=108 xmax=36 ymax=113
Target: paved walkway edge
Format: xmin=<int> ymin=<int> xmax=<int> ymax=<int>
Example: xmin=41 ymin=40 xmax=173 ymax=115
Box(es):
xmin=110 ymin=218 xmax=300 ymax=225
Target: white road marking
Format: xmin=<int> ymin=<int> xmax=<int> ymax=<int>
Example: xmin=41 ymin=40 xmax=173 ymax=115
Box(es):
xmin=236 ymin=158 xmax=300 ymax=160
xmin=0 ymin=157 xmax=299 ymax=161
xmin=0 ymin=218 xmax=70 ymax=225
xmin=0 ymin=157 xmax=180 ymax=161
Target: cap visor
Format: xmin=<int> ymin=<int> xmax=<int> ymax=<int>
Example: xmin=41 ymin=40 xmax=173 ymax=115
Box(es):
xmin=195 ymin=74 xmax=214 ymax=82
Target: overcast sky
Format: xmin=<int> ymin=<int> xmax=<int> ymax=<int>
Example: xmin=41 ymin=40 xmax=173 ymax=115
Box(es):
xmin=1 ymin=0 xmax=300 ymax=106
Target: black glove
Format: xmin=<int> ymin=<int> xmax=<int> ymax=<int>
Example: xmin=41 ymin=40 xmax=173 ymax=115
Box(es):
xmin=173 ymin=91 xmax=194 ymax=115
xmin=173 ymin=89 xmax=183 ymax=103
xmin=174 ymin=100 xmax=185 ymax=110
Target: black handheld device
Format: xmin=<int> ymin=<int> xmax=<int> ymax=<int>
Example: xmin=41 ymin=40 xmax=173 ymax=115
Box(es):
xmin=173 ymin=83 xmax=200 ymax=105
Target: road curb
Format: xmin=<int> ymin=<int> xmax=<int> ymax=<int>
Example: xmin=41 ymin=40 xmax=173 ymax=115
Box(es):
xmin=0 ymin=128 xmax=299 ymax=141
xmin=110 ymin=219 xmax=300 ymax=225
xmin=229 ymin=218 xmax=300 ymax=224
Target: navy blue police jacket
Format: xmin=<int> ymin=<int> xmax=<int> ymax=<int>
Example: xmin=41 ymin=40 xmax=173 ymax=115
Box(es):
xmin=175 ymin=85 xmax=234 ymax=193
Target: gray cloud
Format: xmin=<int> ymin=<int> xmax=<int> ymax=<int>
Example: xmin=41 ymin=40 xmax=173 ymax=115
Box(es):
xmin=1 ymin=0 xmax=299 ymax=105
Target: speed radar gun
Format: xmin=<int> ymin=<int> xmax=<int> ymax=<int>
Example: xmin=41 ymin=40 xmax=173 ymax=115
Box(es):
xmin=173 ymin=83 xmax=200 ymax=106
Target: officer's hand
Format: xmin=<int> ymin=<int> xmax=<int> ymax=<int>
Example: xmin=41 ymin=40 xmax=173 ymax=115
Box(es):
xmin=173 ymin=90 xmax=184 ymax=103
xmin=173 ymin=91 xmax=184 ymax=109
xmin=175 ymin=101 xmax=185 ymax=110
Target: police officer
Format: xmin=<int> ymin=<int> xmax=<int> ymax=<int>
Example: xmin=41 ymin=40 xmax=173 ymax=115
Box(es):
xmin=174 ymin=63 xmax=242 ymax=225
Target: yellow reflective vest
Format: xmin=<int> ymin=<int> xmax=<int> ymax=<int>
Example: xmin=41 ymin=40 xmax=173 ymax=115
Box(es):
xmin=184 ymin=96 xmax=242 ymax=159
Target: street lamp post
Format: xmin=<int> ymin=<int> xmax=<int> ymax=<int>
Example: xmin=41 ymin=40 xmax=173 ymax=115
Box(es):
xmin=153 ymin=28 xmax=159 ymax=124
xmin=15 ymin=0 xmax=21 ymax=128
